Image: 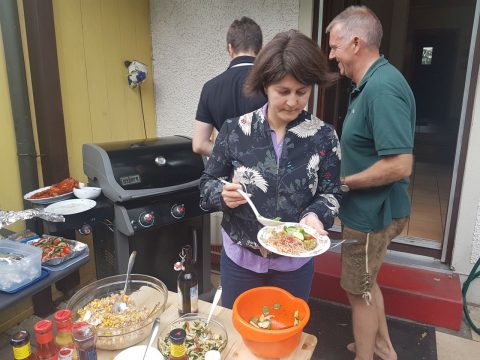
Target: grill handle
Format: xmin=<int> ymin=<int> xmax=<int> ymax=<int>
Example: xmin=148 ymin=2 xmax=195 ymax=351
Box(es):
xmin=191 ymin=227 xmax=198 ymax=264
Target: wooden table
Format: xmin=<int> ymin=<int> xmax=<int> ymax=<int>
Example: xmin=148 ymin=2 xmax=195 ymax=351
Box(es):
xmin=98 ymin=291 xmax=317 ymax=360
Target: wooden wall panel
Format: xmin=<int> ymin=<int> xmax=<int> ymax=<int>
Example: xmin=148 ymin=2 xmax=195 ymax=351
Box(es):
xmin=17 ymin=0 xmax=44 ymax=187
xmin=23 ymin=0 xmax=70 ymax=185
xmin=52 ymin=0 xmax=92 ymax=182
xmin=81 ymin=0 xmax=110 ymax=141
xmin=130 ymin=0 xmax=156 ymax=138
xmin=52 ymin=0 xmax=155 ymax=182
xmin=0 ymin=25 xmax=24 ymax=228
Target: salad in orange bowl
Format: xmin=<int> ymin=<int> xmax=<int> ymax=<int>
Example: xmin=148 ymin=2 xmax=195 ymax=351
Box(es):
xmin=232 ymin=286 xmax=310 ymax=358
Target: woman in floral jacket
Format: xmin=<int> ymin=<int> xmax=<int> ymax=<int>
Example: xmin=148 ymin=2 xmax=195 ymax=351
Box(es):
xmin=199 ymin=29 xmax=342 ymax=308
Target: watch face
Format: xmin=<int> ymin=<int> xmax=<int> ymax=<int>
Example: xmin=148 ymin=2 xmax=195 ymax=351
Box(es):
xmin=340 ymin=184 xmax=350 ymax=193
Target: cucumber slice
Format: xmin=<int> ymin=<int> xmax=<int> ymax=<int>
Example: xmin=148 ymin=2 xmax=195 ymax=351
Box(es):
xmin=285 ymin=226 xmax=302 ymax=233
xmin=290 ymin=231 xmax=304 ymax=240
xmin=284 ymin=226 xmax=305 ymax=240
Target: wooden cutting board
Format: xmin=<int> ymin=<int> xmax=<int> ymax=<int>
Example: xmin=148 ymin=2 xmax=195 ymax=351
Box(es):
xmin=221 ymin=332 xmax=317 ymax=359
xmin=97 ymin=291 xmax=317 ymax=360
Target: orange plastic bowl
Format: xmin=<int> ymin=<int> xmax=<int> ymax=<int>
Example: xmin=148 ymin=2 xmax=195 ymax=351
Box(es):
xmin=232 ymin=286 xmax=310 ymax=358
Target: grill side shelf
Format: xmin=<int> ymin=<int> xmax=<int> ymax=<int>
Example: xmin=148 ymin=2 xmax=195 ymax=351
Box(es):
xmin=114 ymin=205 xmax=134 ymax=236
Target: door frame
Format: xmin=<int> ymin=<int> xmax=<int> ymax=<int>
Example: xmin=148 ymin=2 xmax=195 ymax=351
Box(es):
xmin=442 ymin=0 xmax=480 ymax=263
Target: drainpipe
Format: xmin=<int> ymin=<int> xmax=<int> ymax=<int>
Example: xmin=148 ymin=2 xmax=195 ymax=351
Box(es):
xmin=0 ymin=0 xmax=39 ymax=210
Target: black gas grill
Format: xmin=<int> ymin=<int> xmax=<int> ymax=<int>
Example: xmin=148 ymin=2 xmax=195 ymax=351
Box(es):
xmin=83 ymin=136 xmax=212 ymax=296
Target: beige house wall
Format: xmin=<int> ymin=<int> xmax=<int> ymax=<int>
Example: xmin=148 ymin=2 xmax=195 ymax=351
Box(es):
xmin=150 ymin=0 xmax=300 ymax=137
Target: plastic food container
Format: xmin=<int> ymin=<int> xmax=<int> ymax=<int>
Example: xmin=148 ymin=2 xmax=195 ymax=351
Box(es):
xmin=0 ymin=239 xmax=42 ymax=292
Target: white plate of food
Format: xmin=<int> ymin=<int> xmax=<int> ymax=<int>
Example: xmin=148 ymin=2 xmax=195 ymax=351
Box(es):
xmin=257 ymin=222 xmax=330 ymax=258
xmin=24 ymin=186 xmax=74 ymax=204
xmin=44 ymin=199 xmax=96 ymax=215
xmin=24 ymin=178 xmax=80 ymax=204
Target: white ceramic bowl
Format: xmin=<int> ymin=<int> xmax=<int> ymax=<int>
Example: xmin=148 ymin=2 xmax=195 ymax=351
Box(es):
xmin=73 ymin=186 xmax=102 ymax=199
xmin=114 ymin=345 xmax=165 ymax=360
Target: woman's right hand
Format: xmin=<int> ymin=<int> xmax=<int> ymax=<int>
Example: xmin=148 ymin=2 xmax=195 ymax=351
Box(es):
xmin=221 ymin=181 xmax=248 ymax=209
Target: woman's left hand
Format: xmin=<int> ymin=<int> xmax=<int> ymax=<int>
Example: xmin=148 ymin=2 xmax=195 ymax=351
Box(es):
xmin=300 ymin=213 xmax=328 ymax=235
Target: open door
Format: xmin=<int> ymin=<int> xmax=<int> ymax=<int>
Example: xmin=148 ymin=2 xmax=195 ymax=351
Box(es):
xmin=314 ymin=0 xmax=477 ymax=261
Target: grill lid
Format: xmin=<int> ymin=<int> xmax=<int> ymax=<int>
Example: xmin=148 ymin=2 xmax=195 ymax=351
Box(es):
xmin=83 ymin=136 xmax=205 ymax=202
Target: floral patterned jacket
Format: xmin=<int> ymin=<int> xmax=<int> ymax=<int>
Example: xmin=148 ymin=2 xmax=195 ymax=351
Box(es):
xmin=199 ymin=108 xmax=342 ymax=252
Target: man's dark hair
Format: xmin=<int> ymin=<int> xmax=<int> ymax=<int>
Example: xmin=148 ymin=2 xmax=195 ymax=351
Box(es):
xmin=227 ymin=17 xmax=263 ymax=55
xmin=244 ymin=29 xmax=337 ymax=97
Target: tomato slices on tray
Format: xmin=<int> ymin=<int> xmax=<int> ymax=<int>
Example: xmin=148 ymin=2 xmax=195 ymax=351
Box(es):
xmin=29 ymin=236 xmax=72 ymax=262
xmin=27 ymin=236 xmax=87 ymax=266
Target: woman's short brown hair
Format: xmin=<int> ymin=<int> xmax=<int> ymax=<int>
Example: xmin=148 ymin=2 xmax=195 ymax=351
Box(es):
xmin=244 ymin=29 xmax=337 ymax=97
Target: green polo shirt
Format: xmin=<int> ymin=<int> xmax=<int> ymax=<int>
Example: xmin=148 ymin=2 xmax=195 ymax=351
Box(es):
xmin=339 ymin=56 xmax=416 ymax=232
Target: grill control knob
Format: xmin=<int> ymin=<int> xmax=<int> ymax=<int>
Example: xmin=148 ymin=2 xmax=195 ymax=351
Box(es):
xmin=79 ymin=224 xmax=92 ymax=235
xmin=139 ymin=212 xmax=155 ymax=227
xmin=130 ymin=220 xmax=138 ymax=231
xmin=171 ymin=204 xmax=185 ymax=219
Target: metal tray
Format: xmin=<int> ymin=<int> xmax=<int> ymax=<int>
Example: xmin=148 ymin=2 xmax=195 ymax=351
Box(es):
xmin=27 ymin=236 xmax=88 ymax=266
xmin=41 ymin=250 xmax=89 ymax=272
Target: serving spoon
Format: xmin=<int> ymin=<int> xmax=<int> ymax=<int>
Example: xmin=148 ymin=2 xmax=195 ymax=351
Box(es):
xmin=218 ymin=179 xmax=285 ymax=227
xmin=206 ymin=286 xmax=222 ymax=325
xmin=112 ymin=250 xmax=137 ymax=314
xmin=142 ymin=318 xmax=160 ymax=360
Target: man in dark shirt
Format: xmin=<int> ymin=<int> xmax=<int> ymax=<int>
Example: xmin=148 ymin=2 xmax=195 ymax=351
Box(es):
xmin=192 ymin=17 xmax=266 ymax=156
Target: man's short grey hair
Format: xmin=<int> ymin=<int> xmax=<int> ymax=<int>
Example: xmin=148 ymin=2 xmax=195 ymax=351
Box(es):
xmin=326 ymin=6 xmax=383 ymax=49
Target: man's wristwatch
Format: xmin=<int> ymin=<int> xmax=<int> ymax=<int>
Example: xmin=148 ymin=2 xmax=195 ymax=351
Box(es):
xmin=340 ymin=176 xmax=350 ymax=193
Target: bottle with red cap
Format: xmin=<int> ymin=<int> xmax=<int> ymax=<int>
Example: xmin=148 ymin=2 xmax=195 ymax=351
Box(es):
xmin=33 ymin=319 xmax=59 ymax=360
xmin=58 ymin=347 xmax=74 ymax=360
xmin=168 ymin=328 xmax=188 ymax=360
xmin=71 ymin=322 xmax=97 ymax=360
xmin=54 ymin=309 xmax=77 ymax=360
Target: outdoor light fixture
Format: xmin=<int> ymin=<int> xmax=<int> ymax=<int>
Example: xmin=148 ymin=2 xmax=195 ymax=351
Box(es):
xmin=125 ymin=60 xmax=148 ymax=88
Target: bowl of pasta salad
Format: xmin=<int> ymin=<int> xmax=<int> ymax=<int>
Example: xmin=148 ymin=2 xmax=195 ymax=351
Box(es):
xmin=67 ymin=274 xmax=168 ymax=350
xmin=157 ymin=313 xmax=227 ymax=360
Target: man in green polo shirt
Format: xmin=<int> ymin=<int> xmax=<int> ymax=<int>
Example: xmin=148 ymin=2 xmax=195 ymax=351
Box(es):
xmin=326 ymin=6 xmax=415 ymax=360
